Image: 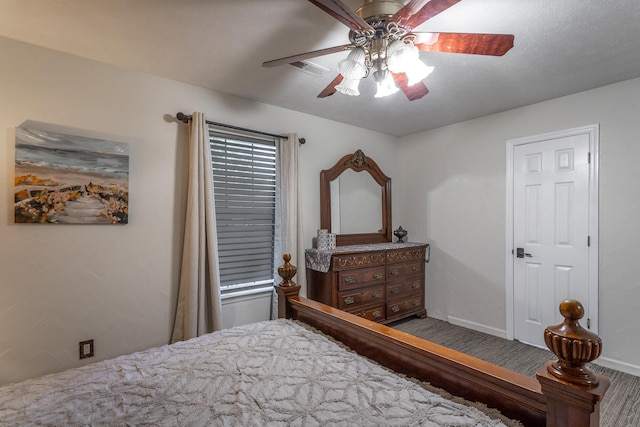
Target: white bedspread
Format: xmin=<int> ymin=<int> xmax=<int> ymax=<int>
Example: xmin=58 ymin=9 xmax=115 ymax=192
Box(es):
xmin=0 ymin=319 xmax=510 ymax=426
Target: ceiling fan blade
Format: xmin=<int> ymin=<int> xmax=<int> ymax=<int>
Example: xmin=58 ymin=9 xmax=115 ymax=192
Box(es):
xmin=391 ymin=72 xmax=429 ymax=101
xmin=414 ymin=32 xmax=514 ymax=56
xmin=318 ymin=75 xmax=344 ymax=98
xmin=308 ymin=0 xmax=373 ymax=32
xmin=390 ymin=0 xmax=461 ymax=30
xmin=263 ymin=44 xmax=354 ymax=68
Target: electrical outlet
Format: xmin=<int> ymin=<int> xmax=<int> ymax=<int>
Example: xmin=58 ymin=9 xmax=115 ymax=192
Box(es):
xmin=79 ymin=339 xmax=94 ymax=359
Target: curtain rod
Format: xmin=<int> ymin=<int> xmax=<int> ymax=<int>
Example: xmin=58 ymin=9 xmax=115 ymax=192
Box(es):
xmin=176 ymin=112 xmax=306 ymax=144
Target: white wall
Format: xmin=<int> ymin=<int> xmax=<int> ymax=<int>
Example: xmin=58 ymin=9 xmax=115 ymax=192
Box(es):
xmin=0 ymin=36 xmax=398 ymax=384
xmin=396 ymin=77 xmax=640 ymax=375
xmin=5 ymin=33 xmax=637 ymax=383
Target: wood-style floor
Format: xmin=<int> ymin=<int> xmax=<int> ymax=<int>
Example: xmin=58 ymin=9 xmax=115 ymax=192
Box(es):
xmin=391 ymin=316 xmax=640 ymax=427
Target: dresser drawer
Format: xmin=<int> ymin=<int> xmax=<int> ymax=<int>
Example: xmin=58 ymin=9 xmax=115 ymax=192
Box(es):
xmin=346 ymin=304 xmax=385 ymax=322
xmin=337 ymin=266 xmax=386 ymax=290
xmin=386 ymin=260 xmax=423 ymax=280
xmin=331 ymin=252 xmax=386 ymax=271
xmin=386 ymin=278 xmax=423 ymax=299
xmin=338 ymin=285 xmax=385 ymax=309
xmin=386 ymin=295 xmax=424 ymax=321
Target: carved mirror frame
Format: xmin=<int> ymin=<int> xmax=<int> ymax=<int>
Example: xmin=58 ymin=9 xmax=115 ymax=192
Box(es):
xmin=320 ymin=149 xmax=392 ymax=246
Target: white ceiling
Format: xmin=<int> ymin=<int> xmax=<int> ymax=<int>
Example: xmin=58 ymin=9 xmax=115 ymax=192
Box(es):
xmin=1 ymin=0 xmax=639 ymax=137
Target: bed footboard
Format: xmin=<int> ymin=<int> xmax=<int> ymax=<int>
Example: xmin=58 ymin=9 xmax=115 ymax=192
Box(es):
xmin=275 ymin=254 xmax=609 ymax=427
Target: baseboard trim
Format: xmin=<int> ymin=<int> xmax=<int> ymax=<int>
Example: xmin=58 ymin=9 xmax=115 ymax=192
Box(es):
xmin=447 ymin=316 xmax=508 ymax=339
xmin=434 ymin=315 xmax=640 ymax=377
xmin=595 ymin=356 xmax=640 ymax=377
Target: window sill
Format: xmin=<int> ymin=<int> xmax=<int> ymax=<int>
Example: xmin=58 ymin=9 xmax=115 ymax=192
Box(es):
xmin=220 ymin=286 xmax=273 ymax=301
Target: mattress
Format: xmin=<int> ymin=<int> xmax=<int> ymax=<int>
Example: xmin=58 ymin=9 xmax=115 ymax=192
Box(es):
xmin=0 ymin=319 xmax=512 ymax=426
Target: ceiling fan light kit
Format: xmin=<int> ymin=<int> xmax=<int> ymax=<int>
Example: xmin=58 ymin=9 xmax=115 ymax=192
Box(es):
xmin=334 ymin=30 xmax=434 ymax=97
xmin=263 ymin=0 xmax=514 ymax=101
xmin=406 ymin=60 xmax=434 ymax=86
xmin=386 ymin=39 xmax=419 ymax=72
xmin=335 ymin=76 xmax=362 ymax=96
xmin=337 ymin=47 xmax=367 ymax=79
xmin=375 ymin=72 xmax=400 ymax=97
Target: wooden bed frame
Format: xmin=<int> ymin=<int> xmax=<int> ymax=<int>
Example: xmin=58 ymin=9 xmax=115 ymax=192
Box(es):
xmin=275 ymin=254 xmax=609 ymax=427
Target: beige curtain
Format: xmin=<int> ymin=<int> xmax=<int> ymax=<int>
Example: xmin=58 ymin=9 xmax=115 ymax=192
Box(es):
xmin=272 ymin=133 xmax=305 ymax=318
xmin=171 ymin=112 xmax=223 ymax=343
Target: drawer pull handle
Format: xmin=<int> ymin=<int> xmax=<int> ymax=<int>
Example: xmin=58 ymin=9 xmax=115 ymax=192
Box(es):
xmin=361 ymin=310 xmax=367 ymax=316
xmin=392 ymin=305 xmax=400 ymax=313
xmin=413 ymin=299 xmax=420 ymax=306
xmin=373 ymin=273 xmax=383 ymax=280
xmin=372 ymin=291 xmax=381 ymax=298
xmin=344 ymin=276 xmax=355 ymax=284
xmin=373 ymin=310 xmax=382 ymax=318
xmin=390 ymin=288 xmax=400 ymax=294
xmin=390 ymin=270 xmax=399 ymax=276
xmin=412 ymin=266 xmax=420 ymax=272
xmin=412 ymin=283 xmax=420 ymax=289
xmin=344 ymin=296 xmax=355 ymax=305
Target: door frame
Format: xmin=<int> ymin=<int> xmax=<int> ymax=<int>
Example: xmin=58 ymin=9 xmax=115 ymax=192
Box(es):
xmin=505 ymin=124 xmax=599 ymax=340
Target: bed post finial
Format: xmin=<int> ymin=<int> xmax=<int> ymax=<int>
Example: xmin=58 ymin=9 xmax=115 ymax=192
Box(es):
xmin=536 ymin=299 xmax=609 ymax=427
xmin=277 ymin=253 xmax=297 ymax=287
xmin=274 ymin=253 xmax=301 ymax=318
xmin=544 ymin=299 xmax=602 ymax=386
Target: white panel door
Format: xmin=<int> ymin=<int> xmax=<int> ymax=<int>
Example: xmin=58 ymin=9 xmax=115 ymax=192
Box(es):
xmin=513 ymin=133 xmax=591 ymax=347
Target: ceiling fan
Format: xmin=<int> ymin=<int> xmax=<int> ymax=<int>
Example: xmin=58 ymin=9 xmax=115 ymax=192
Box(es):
xmin=262 ymin=0 xmax=514 ymax=101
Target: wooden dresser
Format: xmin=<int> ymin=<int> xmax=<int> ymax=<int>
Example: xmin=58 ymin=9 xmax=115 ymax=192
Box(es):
xmin=306 ymin=242 xmax=428 ymax=324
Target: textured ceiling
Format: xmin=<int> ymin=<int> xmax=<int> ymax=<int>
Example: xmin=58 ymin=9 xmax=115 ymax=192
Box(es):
xmin=1 ymin=0 xmax=639 ymax=136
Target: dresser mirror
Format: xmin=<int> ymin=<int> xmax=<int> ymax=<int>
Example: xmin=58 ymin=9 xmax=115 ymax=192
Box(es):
xmin=329 ymin=169 xmax=382 ymax=234
xmin=320 ymin=149 xmax=391 ymax=246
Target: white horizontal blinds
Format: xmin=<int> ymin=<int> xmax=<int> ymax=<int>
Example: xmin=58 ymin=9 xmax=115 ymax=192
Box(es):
xmin=209 ymin=130 xmax=277 ymax=293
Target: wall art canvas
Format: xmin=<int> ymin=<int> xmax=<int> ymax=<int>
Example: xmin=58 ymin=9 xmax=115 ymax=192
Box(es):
xmin=14 ymin=127 xmax=129 ymax=224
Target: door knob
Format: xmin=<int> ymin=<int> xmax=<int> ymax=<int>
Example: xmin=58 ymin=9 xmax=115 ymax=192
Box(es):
xmin=516 ymin=248 xmax=532 ymax=258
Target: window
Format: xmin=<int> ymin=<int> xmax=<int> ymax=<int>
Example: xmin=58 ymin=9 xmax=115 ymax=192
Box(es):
xmin=209 ymin=129 xmax=277 ymax=295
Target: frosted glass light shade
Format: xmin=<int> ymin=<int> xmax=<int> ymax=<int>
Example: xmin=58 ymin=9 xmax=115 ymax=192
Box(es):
xmin=375 ymin=73 xmax=399 ymax=98
xmin=335 ymin=77 xmax=361 ymax=96
xmin=405 ymin=59 xmax=434 ymax=86
xmin=337 ymin=48 xmax=367 ymax=79
xmin=387 ymin=40 xmax=419 ymax=73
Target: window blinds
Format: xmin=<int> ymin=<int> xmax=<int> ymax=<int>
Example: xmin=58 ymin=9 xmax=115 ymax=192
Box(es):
xmin=209 ymin=130 xmax=277 ymax=293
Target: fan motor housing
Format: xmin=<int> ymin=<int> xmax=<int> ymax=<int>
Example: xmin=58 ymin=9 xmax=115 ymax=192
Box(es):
xmin=356 ymin=0 xmax=405 ymax=22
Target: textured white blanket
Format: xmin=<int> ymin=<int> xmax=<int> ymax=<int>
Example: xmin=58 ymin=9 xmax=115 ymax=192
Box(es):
xmin=0 ymin=319 xmax=510 ymax=426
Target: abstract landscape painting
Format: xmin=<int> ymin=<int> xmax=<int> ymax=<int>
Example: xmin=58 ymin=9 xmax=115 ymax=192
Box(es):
xmin=14 ymin=127 xmax=129 ymax=224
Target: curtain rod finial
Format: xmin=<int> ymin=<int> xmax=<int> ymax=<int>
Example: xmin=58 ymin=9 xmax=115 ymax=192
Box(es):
xmin=176 ymin=112 xmax=190 ymax=123
xmin=299 ymin=138 xmax=306 ymax=145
